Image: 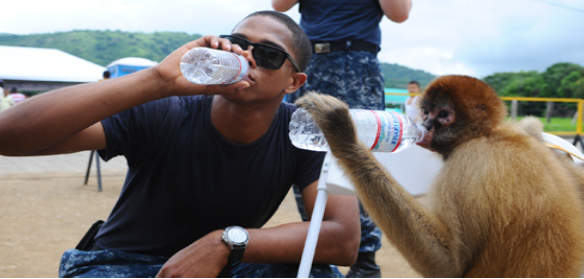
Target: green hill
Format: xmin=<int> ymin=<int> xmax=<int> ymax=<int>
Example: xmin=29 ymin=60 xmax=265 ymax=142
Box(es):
xmin=0 ymin=30 xmax=435 ymax=89
xmin=380 ymin=63 xmax=436 ymax=89
xmin=0 ymin=30 xmax=201 ymax=67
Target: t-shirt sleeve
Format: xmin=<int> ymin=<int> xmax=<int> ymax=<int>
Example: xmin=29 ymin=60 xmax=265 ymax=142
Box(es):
xmin=293 ymin=149 xmax=326 ymax=192
xmin=98 ymin=97 xmax=179 ymax=162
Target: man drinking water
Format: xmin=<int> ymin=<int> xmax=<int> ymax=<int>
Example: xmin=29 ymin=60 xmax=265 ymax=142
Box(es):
xmin=0 ymin=12 xmax=360 ymax=277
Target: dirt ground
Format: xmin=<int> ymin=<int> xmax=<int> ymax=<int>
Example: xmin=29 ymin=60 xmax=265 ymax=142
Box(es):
xmin=0 ymin=171 xmax=421 ymax=278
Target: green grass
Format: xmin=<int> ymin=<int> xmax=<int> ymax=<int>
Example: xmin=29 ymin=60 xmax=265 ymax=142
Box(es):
xmin=513 ymin=116 xmax=581 ymax=133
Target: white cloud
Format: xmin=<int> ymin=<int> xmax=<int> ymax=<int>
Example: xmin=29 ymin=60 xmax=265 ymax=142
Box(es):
xmin=1 ymin=0 xmax=582 ymax=78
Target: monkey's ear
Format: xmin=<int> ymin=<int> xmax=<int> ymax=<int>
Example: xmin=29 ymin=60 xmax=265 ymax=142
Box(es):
xmin=284 ymin=72 xmax=307 ymax=94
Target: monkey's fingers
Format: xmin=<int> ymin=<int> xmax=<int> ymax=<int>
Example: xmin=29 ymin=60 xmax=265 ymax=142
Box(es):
xmin=295 ymin=92 xmax=360 ymax=152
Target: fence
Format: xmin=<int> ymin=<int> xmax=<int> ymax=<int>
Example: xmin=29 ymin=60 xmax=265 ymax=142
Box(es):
xmin=385 ymin=92 xmax=584 ymax=147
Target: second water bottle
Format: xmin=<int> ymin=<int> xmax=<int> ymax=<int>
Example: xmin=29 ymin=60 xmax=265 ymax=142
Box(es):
xmin=289 ymin=108 xmax=427 ymax=153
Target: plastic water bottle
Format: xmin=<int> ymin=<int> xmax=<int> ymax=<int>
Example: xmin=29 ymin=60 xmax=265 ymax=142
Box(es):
xmin=289 ymin=108 xmax=427 ymax=153
xmin=180 ymin=48 xmax=249 ymax=84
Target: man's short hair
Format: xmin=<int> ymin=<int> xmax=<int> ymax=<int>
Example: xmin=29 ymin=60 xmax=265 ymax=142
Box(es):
xmin=408 ymin=81 xmax=420 ymax=87
xmin=103 ymin=70 xmax=111 ymax=79
xmin=10 ymin=87 xmax=18 ymax=93
xmin=238 ymin=10 xmax=312 ymax=72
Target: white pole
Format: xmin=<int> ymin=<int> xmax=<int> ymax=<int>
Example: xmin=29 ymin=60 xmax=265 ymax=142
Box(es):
xmin=297 ymin=188 xmax=329 ymax=278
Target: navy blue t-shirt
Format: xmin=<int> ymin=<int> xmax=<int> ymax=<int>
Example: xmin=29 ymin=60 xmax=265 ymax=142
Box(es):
xmin=300 ymin=0 xmax=384 ymax=46
xmin=95 ymin=95 xmax=325 ymax=257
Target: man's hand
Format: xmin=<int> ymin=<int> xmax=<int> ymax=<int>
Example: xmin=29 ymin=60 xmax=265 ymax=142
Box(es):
xmin=156 ymin=230 xmax=231 ymax=278
xmin=153 ymin=35 xmax=251 ymax=98
xmin=379 ymin=0 xmax=411 ymax=23
xmin=272 ymin=0 xmax=299 ymax=12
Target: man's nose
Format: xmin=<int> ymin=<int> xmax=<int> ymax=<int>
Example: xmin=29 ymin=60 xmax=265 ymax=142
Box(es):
xmin=241 ymin=47 xmax=256 ymax=68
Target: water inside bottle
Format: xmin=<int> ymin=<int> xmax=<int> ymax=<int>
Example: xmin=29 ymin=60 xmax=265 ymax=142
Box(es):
xmin=180 ymin=48 xmax=248 ymax=85
xmin=289 ymin=108 xmax=426 ymax=153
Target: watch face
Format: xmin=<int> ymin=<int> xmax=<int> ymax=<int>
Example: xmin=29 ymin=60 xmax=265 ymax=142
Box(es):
xmin=227 ymin=227 xmax=248 ymax=244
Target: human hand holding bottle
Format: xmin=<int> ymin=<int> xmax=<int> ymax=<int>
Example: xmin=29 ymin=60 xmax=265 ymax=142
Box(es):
xmin=153 ymin=35 xmax=251 ymax=98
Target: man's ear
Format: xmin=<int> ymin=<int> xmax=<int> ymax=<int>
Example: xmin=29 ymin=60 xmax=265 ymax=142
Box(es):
xmin=284 ymin=72 xmax=307 ymax=94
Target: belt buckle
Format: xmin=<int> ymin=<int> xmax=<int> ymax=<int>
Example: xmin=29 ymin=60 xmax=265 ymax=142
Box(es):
xmin=314 ymin=43 xmax=331 ymax=54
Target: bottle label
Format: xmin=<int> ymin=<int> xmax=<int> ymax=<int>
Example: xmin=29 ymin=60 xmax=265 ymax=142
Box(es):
xmin=370 ymin=111 xmax=403 ymax=152
xmin=223 ymin=53 xmax=249 ymax=84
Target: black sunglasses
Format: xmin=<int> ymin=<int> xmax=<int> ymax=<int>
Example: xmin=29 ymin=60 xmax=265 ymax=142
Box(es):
xmin=219 ymin=35 xmax=301 ymax=72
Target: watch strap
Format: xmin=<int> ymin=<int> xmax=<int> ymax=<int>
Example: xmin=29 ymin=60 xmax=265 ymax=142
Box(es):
xmin=228 ymin=245 xmax=246 ymax=262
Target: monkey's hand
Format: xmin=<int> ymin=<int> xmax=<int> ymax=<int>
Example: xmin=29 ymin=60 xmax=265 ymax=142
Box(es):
xmin=295 ymin=92 xmax=365 ymax=156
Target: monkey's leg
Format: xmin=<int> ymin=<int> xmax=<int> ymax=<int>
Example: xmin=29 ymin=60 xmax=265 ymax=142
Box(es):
xmin=295 ymin=93 xmax=466 ymax=277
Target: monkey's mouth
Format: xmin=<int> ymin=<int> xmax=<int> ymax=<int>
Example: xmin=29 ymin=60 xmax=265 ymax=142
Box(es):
xmin=416 ymin=132 xmax=434 ymax=151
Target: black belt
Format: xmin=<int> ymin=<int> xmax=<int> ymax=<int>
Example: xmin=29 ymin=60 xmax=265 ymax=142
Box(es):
xmin=311 ymin=40 xmax=379 ymax=55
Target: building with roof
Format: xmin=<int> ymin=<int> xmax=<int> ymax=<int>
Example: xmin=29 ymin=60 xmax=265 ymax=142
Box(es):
xmin=106 ymin=57 xmax=158 ymax=78
xmin=0 ymin=45 xmax=106 ymax=92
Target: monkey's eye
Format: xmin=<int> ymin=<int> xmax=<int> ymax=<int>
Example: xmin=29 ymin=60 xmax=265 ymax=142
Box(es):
xmin=438 ymin=111 xmax=449 ymax=118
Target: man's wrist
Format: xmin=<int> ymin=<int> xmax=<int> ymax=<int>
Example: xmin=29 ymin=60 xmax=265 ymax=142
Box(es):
xmin=212 ymin=230 xmax=231 ymax=259
xmin=143 ymin=67 xmax=175 ymax=100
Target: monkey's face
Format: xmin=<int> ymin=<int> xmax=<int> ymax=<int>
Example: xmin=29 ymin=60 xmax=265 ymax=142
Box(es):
xmin=415 ymin=75 xmax=507 ymax=158
xmin=417 ymin=101 xmax=459 ymax=154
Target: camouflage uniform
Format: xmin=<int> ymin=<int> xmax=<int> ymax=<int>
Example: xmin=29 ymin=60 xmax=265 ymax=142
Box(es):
xmin=59 ymin=249 xmax=343 ymax=278
xmin=289 ymin=50 xmax=384 ymax=258
xmin=286 ymin=51 xmax=385 ymax=111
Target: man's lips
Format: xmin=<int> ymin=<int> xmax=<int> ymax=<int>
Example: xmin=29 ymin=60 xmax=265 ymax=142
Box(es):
xmin=245 ymin=74 xmax=255 ymax=83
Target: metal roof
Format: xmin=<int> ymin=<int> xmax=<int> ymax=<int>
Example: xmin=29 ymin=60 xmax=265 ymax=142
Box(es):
xmin=107 ymin=57 xmax=157 ymax=68
xmin=0 ymin=45 xmax=105 ymax=83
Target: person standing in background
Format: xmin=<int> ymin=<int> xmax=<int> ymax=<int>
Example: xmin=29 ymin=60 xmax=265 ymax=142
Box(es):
xmin=9 ymin=87 xmax=26 ymax=104
xmin=273 ymin=0 xmax=412 ymax=277
xmin=404 ymin=80 xmax=422 ymax=123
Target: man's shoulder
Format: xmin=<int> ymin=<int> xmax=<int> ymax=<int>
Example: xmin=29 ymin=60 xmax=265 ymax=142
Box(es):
xmin=279 ymin=101 xmax=297 ymax=116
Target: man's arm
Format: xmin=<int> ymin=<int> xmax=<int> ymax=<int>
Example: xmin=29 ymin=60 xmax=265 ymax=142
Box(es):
xmin=271 ymin=0 xmax=298 ymax=12
xmin=245 ymin=181 xmax=360 ymax=265
xmin=0 ymin=36 xmax=249 ymax=156
xmin=379 ymin=0 xmax=412 ymax=23
xmin=157 ymin=180 xmax=361 ymax=278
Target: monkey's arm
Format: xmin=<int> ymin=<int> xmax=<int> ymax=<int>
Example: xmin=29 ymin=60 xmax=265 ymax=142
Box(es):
xmin=295 ymin=93 xmax=466 ymax=277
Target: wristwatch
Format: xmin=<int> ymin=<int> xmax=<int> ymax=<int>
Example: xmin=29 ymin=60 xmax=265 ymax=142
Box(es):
xmin=221 ymin=226 xmax=249 ymax=262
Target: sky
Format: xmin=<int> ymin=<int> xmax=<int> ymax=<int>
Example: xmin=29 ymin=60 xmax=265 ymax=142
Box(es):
xmin=1 ymin=0 xmax=583 ymax=78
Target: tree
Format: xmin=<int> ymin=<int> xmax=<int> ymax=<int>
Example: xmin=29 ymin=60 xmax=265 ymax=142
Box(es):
xmin=502 ymin=73 xmax=547 ymax=98
xmin=573 ymin=78 xmax=584 ymax=99
xmin=541 ymin=62 xmax=584 ymax=97
xmin=483 ymin=71 xmax=547 ymax=97
xmin=557 ymin=71 xmax=583 ymax=98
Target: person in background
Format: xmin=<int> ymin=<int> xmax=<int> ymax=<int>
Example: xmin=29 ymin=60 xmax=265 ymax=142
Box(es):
xmin=100 ymin=70 xmax=111 ymax=81
xmin=1 ymin=84 xmax=15 ymax=112
xmin=273 ymin=0 xmax=412 ymax=277
xmin=9 ymin=87 xmax=26 ymax=104
xmin=404 ymin=80 xmax=422 ymax=123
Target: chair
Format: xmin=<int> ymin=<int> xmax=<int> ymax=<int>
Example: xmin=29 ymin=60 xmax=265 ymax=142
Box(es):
xmin=297 ymin=144 xmax=442 ymax=277
xmin=84 ymin=150 xmax=103 ymax=192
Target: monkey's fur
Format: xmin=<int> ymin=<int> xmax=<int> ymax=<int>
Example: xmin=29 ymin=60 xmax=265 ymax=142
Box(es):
xmin=295 ymin=75 xmax=584 ymax=277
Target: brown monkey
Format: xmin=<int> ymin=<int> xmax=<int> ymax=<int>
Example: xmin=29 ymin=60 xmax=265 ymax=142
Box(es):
xmin=295 ymin=75 xmax=584 ymax=277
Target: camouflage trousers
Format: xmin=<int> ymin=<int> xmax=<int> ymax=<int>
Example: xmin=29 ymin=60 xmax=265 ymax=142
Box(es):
xmin=59 ymin=248 xmax=344 ymax=278
xmin=288 ymin=50 xmax=384 ymax=254
xmin=285 ymin=50 xmax=385 ymax=110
